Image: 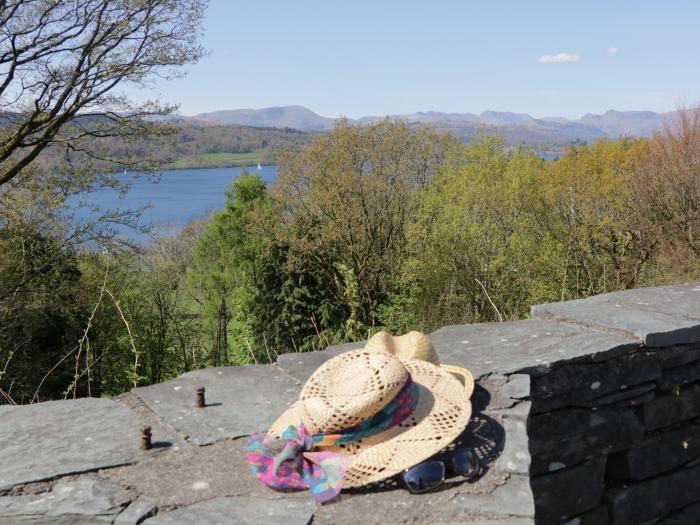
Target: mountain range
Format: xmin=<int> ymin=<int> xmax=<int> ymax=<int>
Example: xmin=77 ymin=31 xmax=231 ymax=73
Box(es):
xmin=188 ymin=106 xmax=674 ymax=149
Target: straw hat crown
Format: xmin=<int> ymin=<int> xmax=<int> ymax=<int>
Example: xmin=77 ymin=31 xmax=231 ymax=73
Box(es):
xmin=299 ymin=349 xmax=409 ymax=435
xmin=365 ymin=330 xmax=441 ymax=365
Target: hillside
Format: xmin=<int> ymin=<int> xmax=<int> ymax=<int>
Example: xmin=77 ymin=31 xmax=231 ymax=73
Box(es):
xmin=192 ymin=105 xmax=336 ymax=131
xmin=185 ymin=106 xmax=676 ymax=149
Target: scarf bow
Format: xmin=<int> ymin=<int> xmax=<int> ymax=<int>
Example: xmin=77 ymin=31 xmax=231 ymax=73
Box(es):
xmin=245 ymin=375 xmax=419 ymax=503
xmin=245 ymin=423 xmax=352 ymax=503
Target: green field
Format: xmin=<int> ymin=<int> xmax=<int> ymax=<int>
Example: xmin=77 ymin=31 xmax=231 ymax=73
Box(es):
xmin=166 ymin=152 xmax=263 ymax=169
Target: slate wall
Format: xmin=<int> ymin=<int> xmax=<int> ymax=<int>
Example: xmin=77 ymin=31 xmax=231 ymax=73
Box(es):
xmin=1 ymin=282 xmax=699 ymax=525
xmin=428 ymin=282 xmax=700 ymax=525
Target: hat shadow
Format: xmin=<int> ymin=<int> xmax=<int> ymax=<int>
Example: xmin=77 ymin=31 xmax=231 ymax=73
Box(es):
xmin=345 ymin=383 xmax=505 ymax=495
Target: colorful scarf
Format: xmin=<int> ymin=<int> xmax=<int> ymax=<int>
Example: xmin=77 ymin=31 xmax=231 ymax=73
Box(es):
xmin=245 ymin=375 xmax=419 ymax=503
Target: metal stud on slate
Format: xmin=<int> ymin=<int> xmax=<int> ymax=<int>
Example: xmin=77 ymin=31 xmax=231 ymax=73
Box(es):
xmin=140 ymin=426 xmax=152 ymax=450
xmin=194 ymin=385 xmax=206 ymax=408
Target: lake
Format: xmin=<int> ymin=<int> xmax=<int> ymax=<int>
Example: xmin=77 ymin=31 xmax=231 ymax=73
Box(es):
xmin=73 ymin=165 xmax=278 ymax=241
xmin=74 ymin=151 xmax=562 ymax=242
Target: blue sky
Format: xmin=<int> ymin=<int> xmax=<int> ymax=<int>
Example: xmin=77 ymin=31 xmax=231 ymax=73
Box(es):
xmin=133 ymin=1 xmax=700 ymax=119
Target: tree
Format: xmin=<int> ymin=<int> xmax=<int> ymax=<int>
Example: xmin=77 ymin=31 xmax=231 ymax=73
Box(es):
xmin=407 ymin=136 xmax=555 ymax=328
xmin=0 ymin=0 xmax=207 ymax=186
xmin=188 ymin=170 xmax=270 ymax=365
xmin=266 ymin=119 xmax=455 ymax=329
xmin=539 ymin=138 xmax=654 ymax=294
xmin=633 ymin=106 xmax=700 ymax=264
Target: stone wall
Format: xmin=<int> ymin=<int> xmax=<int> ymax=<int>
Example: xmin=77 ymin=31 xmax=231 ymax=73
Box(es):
xmin=1 ymin=282 xmax=699 ymax=524
xmin=428 ymin=282 xmax=700 ymax=524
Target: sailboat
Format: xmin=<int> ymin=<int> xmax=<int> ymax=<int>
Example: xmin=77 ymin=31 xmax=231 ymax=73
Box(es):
xmin=257 ymin=163 xmax=262 ymax=170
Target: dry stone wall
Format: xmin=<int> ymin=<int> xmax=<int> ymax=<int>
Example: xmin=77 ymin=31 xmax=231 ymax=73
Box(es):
xmin=0 ymin=282 xmax=698 ymax=524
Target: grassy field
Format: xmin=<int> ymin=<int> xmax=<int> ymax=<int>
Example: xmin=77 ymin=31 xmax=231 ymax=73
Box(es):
xmin=166 ymin=152 xmax=264 ymax=169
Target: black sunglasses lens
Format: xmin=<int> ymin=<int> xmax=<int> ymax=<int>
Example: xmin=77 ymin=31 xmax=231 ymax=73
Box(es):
xmin=447 ymin=449 xmax=480 ymax=479
xmin=402 ymin=461 xmax=445 ymax=494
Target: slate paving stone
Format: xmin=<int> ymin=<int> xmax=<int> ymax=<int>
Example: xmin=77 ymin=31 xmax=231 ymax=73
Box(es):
xmin=604 ymin=462 xmax=700 ymax=524
xmin=656 ymin=360 xmax=700 ymax=391
xmin=657 ymin=344 xmax=700 ymax=369
xmin=675 ymin=500 xmax=700 ymax=524
xmin=431 ymin=516 xmax=535 ymax=525
xmin=494 ymin=417 xmax=531 ymax=475
xmin=595 ymin=282 xmax=700 ymax=322
xmin=484 ymin=401 xmax=531 ymax=423
xmin=637 ymin=382 xmax=700 ymax=430
xmin=324 ymin=340 xmax=365 ymax=355
xmin=450 ymin=475 xmax=535 ymax=518
xmin=142 ymin=496 xmax=317 ymax=525
xmin=501 ymin=374 xmax=531 ymax=400
xmin=531 ymin=456 xmax=606 ymax=524
xmin=607 ymin=419 xmax=700 ymax=480
xmin=0 ymin=479 xmax=130 ymax=523
xmin=101 ymin=436 xmax=310 ymax=508
xmin=113 ymin=496 xmax=158 ymax=524
xmin=132 ymin=364 xmax=301 ymax=445
xmin=575 ymin=383 xmax=656 ymax=409
xmin=276 ymin=341 xmax=377 ymax=383
xmin=0 ymin=398 xmax=173 ymax=491
xmin=531 ymin=350 xmax=660 ymax=412
xmin=276 ymin=350 xmax=336 ymax=382
xmin=531 ymin=282 xmax=700 ymax=347
xmin=561 ymin=505 xmax=609 ymax=525
xmin=428 ymin=319 xmax=639 ymax=379
xmin=529 ymin=407 xmax=644 ymax=475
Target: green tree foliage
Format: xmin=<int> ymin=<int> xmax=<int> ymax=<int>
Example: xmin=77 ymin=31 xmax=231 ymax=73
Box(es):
xmin=265 ymin=120 xmax=456 ymax=332
xmin=406 ymin=136 xmax=558 ymax=328
xmin=4 ymin=109 xmax=700 ymax=405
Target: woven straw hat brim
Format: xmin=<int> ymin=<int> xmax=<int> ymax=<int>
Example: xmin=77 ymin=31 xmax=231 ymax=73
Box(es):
xmin=267 ymin=358 xmax=473 ymax=489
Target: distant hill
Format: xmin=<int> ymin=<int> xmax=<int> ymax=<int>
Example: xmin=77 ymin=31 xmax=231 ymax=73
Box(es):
xmin=185 ymin=106 xmax=676 ymax=148
xmin=579 ymin=110 xmax=672 ymax=137
xmin=192 ymin=105 xmax=336 ymax=131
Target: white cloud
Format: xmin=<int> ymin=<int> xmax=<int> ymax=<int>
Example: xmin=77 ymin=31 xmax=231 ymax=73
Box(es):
xmin=538 ymin=52 xmax=579 ymax=64
xmin=607 ymin=46 xmax=620 ymax=55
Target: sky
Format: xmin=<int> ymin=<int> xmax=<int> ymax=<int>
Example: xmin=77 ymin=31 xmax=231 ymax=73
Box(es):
xmin=131 ymin=0 xmax=700 ymax=119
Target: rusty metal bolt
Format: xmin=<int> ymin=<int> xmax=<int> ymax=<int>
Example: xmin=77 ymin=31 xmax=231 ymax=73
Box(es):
xmin=140 ymin=425 xmax=152 ymax=450
xmin=194 ymin=385 xmax=206 ymax=408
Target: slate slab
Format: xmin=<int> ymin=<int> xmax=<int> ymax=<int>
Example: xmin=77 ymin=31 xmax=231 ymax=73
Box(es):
xmin=657 ymin=343 xmax=700 ymax=369
xmin=450 ymin=475 xmax=535 ymax=518
xmin=0 ymin=479 xmax=130 ymax=523
xmin=529 ymin=407 xmax=644 ymax=475
xmin=113 ymin=496 xmax=158 ymax=524
xmin=604 ymin=462 xmax=700 ymax=524
xmin=494 ymin=416 xmax=531 ymax=475
xmin=100 ymin=436 xmax=312 ymax=508
xmin=595 ymin=282 xmax=700 ymax=322
xmin=142 ymin=496 xmax=316 ymax=525
xmin=429 ymin=319 xmax=639 ymax=379
xmin=531 ymin=282 xmax=700 ymax=347
xmin=637 ymin=382 xmax=700 ymax=430
xmin=607 ymin=420 xmax=700 ymax=480
xmin=656 ymin=360 xmax=700 ymax=391
xmin=276 ymin=350 xmax=336 ymax=382
xmin=0 ymin=398 xmax=172 ymax=491
xmin=531 ymin=350 xmax=660 ymax=412
xmin=531 ymin=456 xmax=606 ymax=524
xmin=501 ymin=374 xmax=531 ymax=400
xmin=132 ymin=365 xmax=301 ymax=445
xmin=574 ymin=383 xmax=656 ymax=409
xmin=561 ymin=505 xmax=609 ymax=525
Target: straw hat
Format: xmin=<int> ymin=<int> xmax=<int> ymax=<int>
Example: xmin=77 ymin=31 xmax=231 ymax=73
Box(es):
xmin=266 ymin=331 xmax=474 ymax=489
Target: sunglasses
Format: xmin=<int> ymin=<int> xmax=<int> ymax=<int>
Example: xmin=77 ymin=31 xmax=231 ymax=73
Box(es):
xmin=400 ymin=449 xmax=481 ymax=494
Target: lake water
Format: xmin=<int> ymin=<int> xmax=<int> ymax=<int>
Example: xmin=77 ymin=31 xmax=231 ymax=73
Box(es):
xmin=74 ymin=151 xmax=562 ymax=242
xmin=73 ymin=165 xmax=278 ymax=240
